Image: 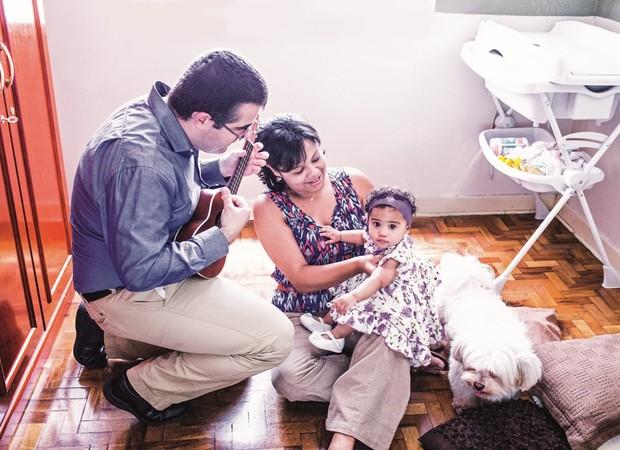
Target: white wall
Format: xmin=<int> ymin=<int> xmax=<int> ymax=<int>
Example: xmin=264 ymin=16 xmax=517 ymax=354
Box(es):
xmin=42 ymin=0 xmax=620 ymax=265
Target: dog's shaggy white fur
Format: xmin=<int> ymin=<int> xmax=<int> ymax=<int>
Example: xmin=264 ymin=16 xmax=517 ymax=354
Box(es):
xmin=434 ymin=253 xmax=542 ymax=412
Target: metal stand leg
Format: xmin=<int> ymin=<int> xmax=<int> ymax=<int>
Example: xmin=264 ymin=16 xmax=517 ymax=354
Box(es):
xmin=534 ymin=193 xmax=549 ymax=220
xmin=492 ymin=94 xmax=620 ymax=291
xmin=576 ymin=191 xmax=620 ymax=288
xmin=495 ymin=188 xmax=574 ymax=292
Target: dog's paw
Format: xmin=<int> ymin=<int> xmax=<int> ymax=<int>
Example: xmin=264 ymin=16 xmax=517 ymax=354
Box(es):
xmin=452 ymin=401 xmax=468 ymax=415
xmin=451 ymin=395 xmax=479 ymax=414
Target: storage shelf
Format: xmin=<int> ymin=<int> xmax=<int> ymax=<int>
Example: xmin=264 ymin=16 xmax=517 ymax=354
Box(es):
xmin=479 ymin=127 xmax=604 ymax=193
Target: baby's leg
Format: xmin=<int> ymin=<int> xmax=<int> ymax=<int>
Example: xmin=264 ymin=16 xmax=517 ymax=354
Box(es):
xmin=300 ymin=312 xmax=333 ymax=333
xmin=330 ymin=324 xmax=354 ymax=339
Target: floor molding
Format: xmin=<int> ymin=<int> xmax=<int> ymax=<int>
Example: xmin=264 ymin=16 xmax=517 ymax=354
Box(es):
xmin=415 ymin=193 xmax=542 ymax=217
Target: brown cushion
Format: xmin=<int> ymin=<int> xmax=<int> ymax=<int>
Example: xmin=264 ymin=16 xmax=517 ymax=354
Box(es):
xmin=512 ymin=307 xmax=562 ymax=346
xmin=531 ymin=333 xmax=620 ymax=450
xmin=418 ymin=399 xmax=570 ymax=449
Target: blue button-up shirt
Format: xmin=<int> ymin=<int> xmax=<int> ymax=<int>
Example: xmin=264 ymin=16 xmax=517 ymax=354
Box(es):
xmin=71 ymin=82 xmax=229 ymax=293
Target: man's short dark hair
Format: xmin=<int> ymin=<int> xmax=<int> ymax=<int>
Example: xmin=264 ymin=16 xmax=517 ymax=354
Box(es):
xmin=256 ymin=114 xmax=321 ymax=192
xmin=168 ymin=50 xmax=268 ymax=124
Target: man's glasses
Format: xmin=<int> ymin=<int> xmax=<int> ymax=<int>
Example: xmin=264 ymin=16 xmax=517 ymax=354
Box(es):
xmin=214 ymin=119 xmax=248 ymax=142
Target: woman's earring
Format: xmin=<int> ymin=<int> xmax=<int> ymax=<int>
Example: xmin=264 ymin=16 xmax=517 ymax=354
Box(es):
xmin=275 ymin=176 xmax=283 ymax=182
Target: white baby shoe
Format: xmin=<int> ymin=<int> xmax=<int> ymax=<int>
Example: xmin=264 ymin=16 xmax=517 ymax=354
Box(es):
xmin=308 ymin=331 xmax=345 ymax=353
xmin=300 ymin=313 xmax=332 ymax=333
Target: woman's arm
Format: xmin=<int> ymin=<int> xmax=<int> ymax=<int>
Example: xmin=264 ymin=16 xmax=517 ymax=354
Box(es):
xmin=253 ymin=194 xmax=376 ymax=293
xmin=331 ymin=259 xmax=398 ymax=314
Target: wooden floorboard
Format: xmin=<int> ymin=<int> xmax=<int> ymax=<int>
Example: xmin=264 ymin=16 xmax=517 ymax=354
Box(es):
xmin=1 ymin=214 xmax=618 ymax=449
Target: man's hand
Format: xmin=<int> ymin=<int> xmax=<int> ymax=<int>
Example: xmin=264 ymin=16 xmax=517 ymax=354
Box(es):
xmin=320 ymin=225 xmax=341 ymax=244
xmin=331 ymin=293 xmax=358 ymax=315
xmin=219 ymin=188 xmax=250 ymax=244
xmin=218 ymin=118 xmax=268 ymax=178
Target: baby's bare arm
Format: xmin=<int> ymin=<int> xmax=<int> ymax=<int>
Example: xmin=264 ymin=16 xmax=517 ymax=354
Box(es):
xmin=320 ymin=226 xmax=365 ymax=245
xmin=331 ymin=259 xmax=399 ymax=314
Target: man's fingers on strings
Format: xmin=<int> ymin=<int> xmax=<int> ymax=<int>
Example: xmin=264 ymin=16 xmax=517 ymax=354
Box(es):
xmin=230 ymin=194 xmax=249 ymax=209
xmin=220 ymin=187 xmax=232 ymax=207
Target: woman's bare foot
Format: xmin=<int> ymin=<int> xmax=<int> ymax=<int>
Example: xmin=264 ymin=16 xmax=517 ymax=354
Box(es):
xmin=417 ymin=353 xmax=447 ymax=374
xmin=329 ymin=432 xmax=355 ymax=450
xmin=429 ymin=355 xmax=445 ymax=370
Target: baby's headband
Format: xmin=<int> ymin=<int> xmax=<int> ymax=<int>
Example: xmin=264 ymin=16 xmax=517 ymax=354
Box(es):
xmin=367 ymin=196 xmax=413 ymax=226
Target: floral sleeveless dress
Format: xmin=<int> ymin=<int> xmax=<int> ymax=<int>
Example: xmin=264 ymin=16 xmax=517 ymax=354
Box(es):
xmin=267 ymin=168 xmax=366 ymax=314
xmin=330 ymin=235 xmax=444 ymax=367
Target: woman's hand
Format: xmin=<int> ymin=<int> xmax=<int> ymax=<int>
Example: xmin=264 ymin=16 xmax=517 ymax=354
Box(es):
xmin=332 ymin=293 xmax=357 ymax=315
xmin=320 ymin=225 xmax=341 ymax=244
xmin=358 ymin=254 xmax=381 ymax=275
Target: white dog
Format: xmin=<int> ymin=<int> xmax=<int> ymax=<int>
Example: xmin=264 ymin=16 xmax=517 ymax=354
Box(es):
xmin=434 ymin=253 xmax=542 ymax=413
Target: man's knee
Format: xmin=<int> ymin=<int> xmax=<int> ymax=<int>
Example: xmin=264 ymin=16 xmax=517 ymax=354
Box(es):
xmin=263 ymin=312 xmax=294 ymax=365
xmin=272 ymin=314 xmax=295 ymax=365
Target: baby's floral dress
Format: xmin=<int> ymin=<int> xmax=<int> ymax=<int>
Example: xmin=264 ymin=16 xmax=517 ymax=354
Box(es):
xmin=329 ymin=235 xmax=444 ymax=367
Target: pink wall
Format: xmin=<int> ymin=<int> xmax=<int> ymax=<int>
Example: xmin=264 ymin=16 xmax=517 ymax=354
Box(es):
xmin=41 ymin=0 xmax=620 ymax=268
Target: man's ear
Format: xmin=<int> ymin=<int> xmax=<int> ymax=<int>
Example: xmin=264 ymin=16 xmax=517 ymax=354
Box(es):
xmin=192 ymin=112 xmax=213 ymax=128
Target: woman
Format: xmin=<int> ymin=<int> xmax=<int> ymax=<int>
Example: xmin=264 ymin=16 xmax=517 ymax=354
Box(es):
xmin=253 ymin=114 xmax=411 ymax=450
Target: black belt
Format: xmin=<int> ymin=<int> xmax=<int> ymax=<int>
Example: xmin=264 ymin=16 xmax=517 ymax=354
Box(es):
xmin=81 ymin=287 xmax=122 ymax=302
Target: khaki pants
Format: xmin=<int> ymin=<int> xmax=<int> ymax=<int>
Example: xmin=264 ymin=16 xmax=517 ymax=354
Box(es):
xmin=83 ymin=277 xmax=294 ymax=410
xmin=272 ymin=314 xmax=410 ymax=450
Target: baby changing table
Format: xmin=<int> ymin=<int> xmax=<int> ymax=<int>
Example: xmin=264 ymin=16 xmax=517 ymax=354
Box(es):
xmin=461 ymin=20 xmax=620 ymax=290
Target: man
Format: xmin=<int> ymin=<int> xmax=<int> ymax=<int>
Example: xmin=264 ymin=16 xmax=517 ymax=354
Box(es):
xmin=71 ymin=50 xmax=293 ymax=424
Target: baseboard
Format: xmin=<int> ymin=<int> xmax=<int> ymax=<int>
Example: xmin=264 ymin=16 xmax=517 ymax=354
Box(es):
xmin=552 ymin=202 xmax=620 ymax=272
xmin=414 ymin=193 xmax=543 ymax=217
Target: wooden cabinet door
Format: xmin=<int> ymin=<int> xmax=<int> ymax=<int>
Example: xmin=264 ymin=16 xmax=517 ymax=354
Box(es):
xmin=1 ymin=0 xmax=71 ymax=326
xmin=0 ymin=119 xmax=39 ymax=399
xmin=0 ymin=1 xmax=45 ymax=399
xmin=0 ymin=0 xmax=72 ymax=433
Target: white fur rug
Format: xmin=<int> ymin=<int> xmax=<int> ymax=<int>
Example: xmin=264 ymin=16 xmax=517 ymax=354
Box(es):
xmin=219 ymin=240 xmax=276 ymax=300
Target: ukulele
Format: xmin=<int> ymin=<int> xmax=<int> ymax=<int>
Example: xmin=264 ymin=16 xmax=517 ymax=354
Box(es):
xmin=175 ymin=126 xmax=256 ymax=279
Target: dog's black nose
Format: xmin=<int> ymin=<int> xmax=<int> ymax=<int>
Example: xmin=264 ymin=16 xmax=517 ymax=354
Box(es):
xmin=473 ymin=382 xmax=485 ymax=391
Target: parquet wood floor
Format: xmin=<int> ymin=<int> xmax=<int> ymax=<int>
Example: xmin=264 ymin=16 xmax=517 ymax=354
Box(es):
xmin=1 ymin=214 xmax=618 ymax=449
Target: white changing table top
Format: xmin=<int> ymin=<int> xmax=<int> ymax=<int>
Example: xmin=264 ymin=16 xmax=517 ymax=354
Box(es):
xmin=461 ymin=20 xmax=620 ymax=94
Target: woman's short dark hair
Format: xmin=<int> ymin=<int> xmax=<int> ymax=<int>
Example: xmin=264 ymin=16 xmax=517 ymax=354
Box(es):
xmin=256 ymin=114 xmax=321 ymax=192
xmin=168 ymin=50 xmax=268 ymax=124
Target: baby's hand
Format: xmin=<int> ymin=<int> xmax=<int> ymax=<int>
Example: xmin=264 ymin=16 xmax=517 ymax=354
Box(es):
xmin=332 ymin=293 xmax=357 ymax=314
xmin=320 ymin=225 xmax=341 ymax=244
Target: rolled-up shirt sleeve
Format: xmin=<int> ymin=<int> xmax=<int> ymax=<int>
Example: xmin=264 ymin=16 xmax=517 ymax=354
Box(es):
xmin=101 ymin=165 xmax=228 ymax=291
xmin=200 ymin=159 xmax=228 ymax=188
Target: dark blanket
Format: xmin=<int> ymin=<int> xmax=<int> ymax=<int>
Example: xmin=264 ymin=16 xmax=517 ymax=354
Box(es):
xmin=418 ymin=399 xmax=570 ymax=450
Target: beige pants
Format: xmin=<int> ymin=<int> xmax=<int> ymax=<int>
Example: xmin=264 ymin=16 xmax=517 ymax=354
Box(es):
xmin=83 ymin=277 xmax=294 ymax=410
xmin=272 ymin=314 xmax=410 ymax=450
